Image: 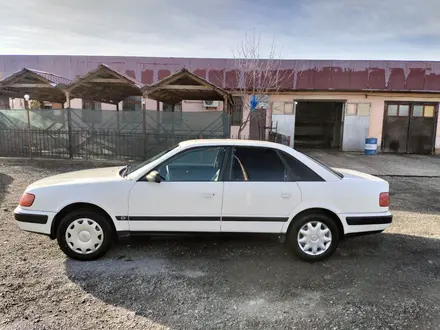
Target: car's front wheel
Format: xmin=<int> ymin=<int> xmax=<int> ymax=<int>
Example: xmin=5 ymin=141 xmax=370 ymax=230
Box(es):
xmin=287 ymin=213 xmax=340 ymax=261
xmin=56 ymin=210 xmax=113 ymax=261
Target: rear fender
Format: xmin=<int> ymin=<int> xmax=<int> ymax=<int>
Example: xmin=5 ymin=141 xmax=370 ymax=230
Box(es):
xmin=282 ymin=203 xmax=343 ymax=234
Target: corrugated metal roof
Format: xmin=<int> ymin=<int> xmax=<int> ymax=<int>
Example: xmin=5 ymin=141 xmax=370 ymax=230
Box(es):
xmin=2 ymin=56 xmax=440 ymax=92
xmin=27 ymin=69 xmax=71 ymax=85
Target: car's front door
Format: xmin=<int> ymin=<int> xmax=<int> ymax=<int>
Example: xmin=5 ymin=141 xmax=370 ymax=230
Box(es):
xmin=128 ymin=146 xmax=227 ymax=232
xmin=221 ymin=146 xmax=320 ymax=233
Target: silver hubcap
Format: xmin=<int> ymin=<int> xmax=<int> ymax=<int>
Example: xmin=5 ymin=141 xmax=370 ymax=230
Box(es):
xmin=65 ymin=218 xmax=104 ymax=254
xmin=297 ymin=221 xmax=332 ymax=256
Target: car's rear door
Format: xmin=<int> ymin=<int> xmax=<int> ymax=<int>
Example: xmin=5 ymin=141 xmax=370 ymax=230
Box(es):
xmin=128 ymin=146 xmax=227 ymax=232
xmin=221 ymin=146 xmax=322 ymax=233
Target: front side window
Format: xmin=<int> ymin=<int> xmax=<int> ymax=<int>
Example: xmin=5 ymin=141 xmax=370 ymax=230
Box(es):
xmin=156 ymin=147 xmax=226 ymax=182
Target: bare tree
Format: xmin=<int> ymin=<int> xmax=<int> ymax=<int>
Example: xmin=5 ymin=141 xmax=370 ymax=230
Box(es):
xmin=230 ymin=30 xmax=292 ymax=138
xmin=29 ymin=100 xmax=41 ymax=110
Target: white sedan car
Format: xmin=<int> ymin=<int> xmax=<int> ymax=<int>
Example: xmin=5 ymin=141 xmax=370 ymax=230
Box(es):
xmin=14 ymin=139 xmax=392 ymax=261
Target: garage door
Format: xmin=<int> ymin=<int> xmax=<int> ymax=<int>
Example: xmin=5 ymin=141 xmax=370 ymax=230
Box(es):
xmin=382 ymin=103 xmax=437 ymax=154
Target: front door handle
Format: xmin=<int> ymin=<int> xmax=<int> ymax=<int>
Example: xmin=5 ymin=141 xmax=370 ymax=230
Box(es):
xmin=281 ymin=193 xmax=291 ymax=199
xmin=202 ymin=192 xmax=215 ymax=198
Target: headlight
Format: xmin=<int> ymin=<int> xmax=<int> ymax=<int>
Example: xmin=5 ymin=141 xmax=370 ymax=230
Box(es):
xmin=19 ymin=193 xmax=35 ymax=207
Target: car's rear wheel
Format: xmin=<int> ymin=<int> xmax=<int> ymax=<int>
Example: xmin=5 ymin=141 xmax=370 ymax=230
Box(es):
xmin=287 ymin=213 xmax=340 ymax=261
xmin=56 ymin=210 xmax=113 ymax=261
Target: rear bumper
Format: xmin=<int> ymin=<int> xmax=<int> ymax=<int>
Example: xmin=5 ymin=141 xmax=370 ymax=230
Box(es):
xmin=15 ymin=213 xmax=48 ymax=224
xmin=340 ymin=211 xmax=392 ymax=234
xmin=14 ymin=206 xmax=55 ymax=235
xmin=346 ymin=215 xmax=392 ymax=226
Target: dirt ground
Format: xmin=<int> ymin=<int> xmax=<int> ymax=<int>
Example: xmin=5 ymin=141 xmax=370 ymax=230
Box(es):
xmin=1 ymin=158 xmax=440 ymax=330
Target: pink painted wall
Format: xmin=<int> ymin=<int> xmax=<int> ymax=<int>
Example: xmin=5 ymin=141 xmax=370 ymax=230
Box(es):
xmin=272 ymin=92 xmax=440 ymax=152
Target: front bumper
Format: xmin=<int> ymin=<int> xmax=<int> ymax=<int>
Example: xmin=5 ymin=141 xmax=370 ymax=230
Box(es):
xmin=14 ymin=206 xmax=56 ymax=236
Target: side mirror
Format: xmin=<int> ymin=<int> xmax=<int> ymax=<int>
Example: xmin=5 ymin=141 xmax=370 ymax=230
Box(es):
xmin=146 ymin=170 xmax=161 ymax=183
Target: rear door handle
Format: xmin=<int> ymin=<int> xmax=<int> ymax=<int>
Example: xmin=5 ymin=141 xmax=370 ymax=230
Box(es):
xmin=281 ymin=193 xmax=291 ymax=199
xmin=202 ymin=192 xmax=215 ymax=198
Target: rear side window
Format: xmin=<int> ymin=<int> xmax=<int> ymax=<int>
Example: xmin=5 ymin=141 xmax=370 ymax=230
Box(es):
xmin=230 ymin=147 xmax=323 ymax=182
xmin=232 ymin=147 xmax=288 ymax=181
xmin=279 ymin=152 xmax=324 ymax=182
xmin=302 ymin=153 xmax=344 ymax=179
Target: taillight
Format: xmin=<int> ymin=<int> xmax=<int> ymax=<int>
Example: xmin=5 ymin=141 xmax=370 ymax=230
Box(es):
xmin=19 ymin=193 xmax=35 ymax=207
xmin=379 ymin=192 xmax=389 ymax=207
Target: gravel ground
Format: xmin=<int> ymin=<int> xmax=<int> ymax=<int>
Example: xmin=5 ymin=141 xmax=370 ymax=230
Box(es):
xmin=1 ymin=159 xmax=440 ymax=330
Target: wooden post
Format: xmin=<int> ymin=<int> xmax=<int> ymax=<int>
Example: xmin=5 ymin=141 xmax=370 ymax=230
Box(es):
xmin=223 ymin=95 xmax=230 ymax=138
xmin=67 ymin=108 xmax=73 ymax=159
xmin=116 ymin=103 xmax=119 ymax=111
xmin=65 ymin=91 xmax=71 ymax=109
xmin=171 ymin=104 xmax=175 ymax=145
xmin=25 ymin=98 xmax=32 ymax=158
xmin=142 ymin=108 xmax=147 ymax=158
xmin=156 ymin=100 xmax=160 ymax=134
xmin=223 ymin=96 xmax=228 ymax=113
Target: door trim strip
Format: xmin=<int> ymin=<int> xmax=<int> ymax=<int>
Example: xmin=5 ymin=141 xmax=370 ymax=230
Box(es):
xmin=116 ymin=216 xmax=289 ymax=222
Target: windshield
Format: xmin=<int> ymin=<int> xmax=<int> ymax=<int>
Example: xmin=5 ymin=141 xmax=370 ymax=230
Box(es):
xmin=123 ymin=145 xmax=179 ymax=176
xmin=302 ymin=153 xmax=344 ymax=179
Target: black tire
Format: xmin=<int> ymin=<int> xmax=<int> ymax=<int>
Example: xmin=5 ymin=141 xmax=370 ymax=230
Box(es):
xmin=56 ymin=210 xmax=113 ymax=261
xmin=287 ymin=212 xmax=340 ymax=262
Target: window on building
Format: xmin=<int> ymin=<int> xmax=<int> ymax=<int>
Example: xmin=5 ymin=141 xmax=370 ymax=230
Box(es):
xmin=424 ymin=105 xmax=435 ymax=117
xmin=231 ymin=96 xmax=243 ymax=126
xmin=272 ymin=102 xmax=295 ymax=115
xmin=162 ymin=103 xmax=173 ymax=112
xmin=398 ymin=105 xmax=409 ymax=116
xmin=272 ymin=102 xmax=284 ymax=115
xmin=411 ymin=104 xmax=436 ymax=117
xmin=387 ymin=104 xmax=410 ymax=116
xmin=43 ymin=101 xmax=52 ymax=109
xmin=346 ymin=103 xmax=357 ymax=116
xmin=346 ymin=103 xmax=371 ymax=116
xmin=357 ymin=103 xmax=371 ymax=116
xmin=284 ymin=102 xmax=295 ymax=114
xmin=82 ymin=100 xmax=102 ymax=110
xmin=123 ymin=96 xmax=142 ymax=111
xmin=412 ymin=105 xmax=423 ymax=117
xmin=387 ymin=104 xmax=398 ymax=116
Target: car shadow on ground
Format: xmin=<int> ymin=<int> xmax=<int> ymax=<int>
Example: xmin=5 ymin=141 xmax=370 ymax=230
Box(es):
xmin=65 ymin=232 xmax=440 ymax=329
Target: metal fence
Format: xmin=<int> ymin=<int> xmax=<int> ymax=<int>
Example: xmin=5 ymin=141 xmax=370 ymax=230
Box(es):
xmin=0 ymin=109 xmax=231 ymax=160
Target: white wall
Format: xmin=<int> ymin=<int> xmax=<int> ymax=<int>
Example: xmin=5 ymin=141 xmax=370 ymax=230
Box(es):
xmin=272 ymin=114 xmax=295 ymax=147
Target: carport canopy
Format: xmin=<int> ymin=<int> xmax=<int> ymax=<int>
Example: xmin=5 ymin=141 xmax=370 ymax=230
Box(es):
xmin=66 ymin=64 xmax=143 ymax=105
xmin=142 ymin=68 xmax=233 ymax=111
xmin=0 ymin=68 xmax=71 ymax=103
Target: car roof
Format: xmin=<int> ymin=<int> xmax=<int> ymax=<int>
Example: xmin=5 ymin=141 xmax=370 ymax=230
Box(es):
xmin=178 ymin=139 xmax=289 ymax=149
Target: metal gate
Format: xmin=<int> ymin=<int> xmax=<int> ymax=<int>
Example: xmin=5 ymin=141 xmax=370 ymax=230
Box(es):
xmin=382 ymin=102 xmax=437 ymax=154
xmin=342 ymin=102 xmax=371 ymax=151
xmin=249 ymin=108 xmax=267 ymax=140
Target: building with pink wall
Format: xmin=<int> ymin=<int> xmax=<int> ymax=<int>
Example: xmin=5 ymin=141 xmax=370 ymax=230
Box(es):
xmin=1 ymin=55 xmax=440 ymax=154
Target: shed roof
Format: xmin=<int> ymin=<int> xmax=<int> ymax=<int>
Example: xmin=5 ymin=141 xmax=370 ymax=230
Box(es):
xmin=66 ymin=64 xmax=143 ymax=104
xmin=0 ymin=67 xmax=70 ymax=103
xmin=142 ymin=68 xmax=233 ymax=107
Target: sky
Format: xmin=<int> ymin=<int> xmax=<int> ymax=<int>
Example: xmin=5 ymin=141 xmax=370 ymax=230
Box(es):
xmin=1 ymin=0 xmax=440 ymax=60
